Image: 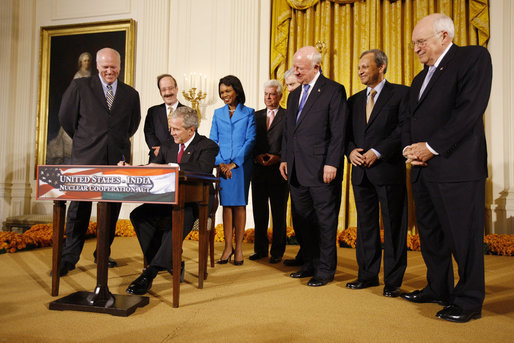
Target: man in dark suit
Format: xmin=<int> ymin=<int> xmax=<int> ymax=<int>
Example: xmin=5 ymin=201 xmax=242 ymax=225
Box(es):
xmin=345 ymin=49 xmax=408 ymax=298
xmin=58 ymin=47 xmax=141 ymax=276
xmin=249 ymin=79 xmax=289 ymax=264
xmin=401 ymin=13 xmax=492 ymax=323
xmin=279 ymin=46 xmax=347 ymax=287
xmin=144 ymin=74 xmax=185 ymax=160
xmin=126 ymin=106 xmax=219 ymax=295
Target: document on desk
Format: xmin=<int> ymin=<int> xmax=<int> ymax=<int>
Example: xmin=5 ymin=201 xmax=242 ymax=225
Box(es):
xmin=36 ymin=165 xmax=179 ymax=204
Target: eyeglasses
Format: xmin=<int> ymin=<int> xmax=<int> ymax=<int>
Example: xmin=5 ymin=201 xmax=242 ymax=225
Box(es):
xmin=409 ymin=32 xmax=442 ymax=50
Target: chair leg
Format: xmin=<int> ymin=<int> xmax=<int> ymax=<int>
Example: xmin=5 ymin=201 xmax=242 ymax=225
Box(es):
xmin=209 ymin=227 xmax=215 ymax=268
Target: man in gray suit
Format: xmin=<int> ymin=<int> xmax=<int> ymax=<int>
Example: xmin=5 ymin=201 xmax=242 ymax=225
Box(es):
xmin=57 ymin=47 xmax=141 ymax=276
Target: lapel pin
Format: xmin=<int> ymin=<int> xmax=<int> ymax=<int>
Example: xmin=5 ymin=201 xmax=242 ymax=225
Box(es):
xmin=317 ymin=88 xmax=321 ymax=92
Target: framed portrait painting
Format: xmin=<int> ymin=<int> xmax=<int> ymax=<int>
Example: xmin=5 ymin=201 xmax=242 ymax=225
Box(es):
xmin=36 ymin=19 xmax=135 ymax=167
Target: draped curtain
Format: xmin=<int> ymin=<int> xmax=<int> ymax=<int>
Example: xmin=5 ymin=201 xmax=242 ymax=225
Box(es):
xmin=270 ymin=0 xmax=490 ymax=233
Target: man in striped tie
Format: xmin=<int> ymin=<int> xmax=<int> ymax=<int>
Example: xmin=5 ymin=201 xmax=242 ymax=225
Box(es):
xmin=57 ymin=47 xmax=141 ymax=276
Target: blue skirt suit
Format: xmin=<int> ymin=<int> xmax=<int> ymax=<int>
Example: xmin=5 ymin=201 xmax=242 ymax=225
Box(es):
xmin=210 ymin=103 xmax=256 ymax=206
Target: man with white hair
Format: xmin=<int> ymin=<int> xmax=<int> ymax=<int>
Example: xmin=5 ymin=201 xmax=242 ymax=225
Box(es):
xmin=280 ymin=46 xmax=347 ymax=287
xmin=57 ymin=47 xmax=141 ymax=276
xmin=401 ymin=13 xmax=492 ymax=323
xmin=284 ymin=68 xmax=300 ymax=93
xmin=250 ymin=80 xmax=288 ymax=264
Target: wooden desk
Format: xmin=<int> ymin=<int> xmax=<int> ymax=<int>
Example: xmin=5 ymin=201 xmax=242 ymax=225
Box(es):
xmin=44 ymin=168 xmax=217 ymax=315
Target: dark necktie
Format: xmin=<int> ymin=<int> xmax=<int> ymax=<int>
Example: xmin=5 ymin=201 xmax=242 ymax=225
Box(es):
xmin=106 ymin=84 xmax=114 ymax=110
xmin=177 ymin=144 xmax=185 ymax=163
xmin=296 ymin=84 xmax=311 ymax=122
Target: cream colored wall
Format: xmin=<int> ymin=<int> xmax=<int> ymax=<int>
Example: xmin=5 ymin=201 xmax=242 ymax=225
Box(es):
xmin=485 ymin=0 xmax=514 ymax=234
xmin=0 ymin=0 xmax=513 ymax=234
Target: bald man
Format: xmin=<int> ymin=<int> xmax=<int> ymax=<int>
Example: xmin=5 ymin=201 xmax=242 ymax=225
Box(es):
xmin=401 ymin=14 xmax=492 ymax=323
xmin=57 ymin=47 xmax=141 ymax=276
xmin=280 ymin=46 xmax=347 ymax=287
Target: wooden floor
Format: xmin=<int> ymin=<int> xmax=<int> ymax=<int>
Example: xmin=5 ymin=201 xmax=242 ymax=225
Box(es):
xmin=0 ymin=238 xmax=513 ymax=343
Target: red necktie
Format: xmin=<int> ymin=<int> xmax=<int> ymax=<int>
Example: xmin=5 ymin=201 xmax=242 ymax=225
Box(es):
xmin=177 ymin=144 xmax=185 ymax=163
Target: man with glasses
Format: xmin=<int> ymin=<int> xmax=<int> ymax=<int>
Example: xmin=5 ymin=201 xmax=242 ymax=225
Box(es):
xmin=144 ymin=74 xmax=185 ymax=161
xmin=401 ymin=13 xmax=492 ymax=323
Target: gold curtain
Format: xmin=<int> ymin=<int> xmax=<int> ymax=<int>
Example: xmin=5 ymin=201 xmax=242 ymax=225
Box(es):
xmin=271 ymin=0 xmax=490 ymax=233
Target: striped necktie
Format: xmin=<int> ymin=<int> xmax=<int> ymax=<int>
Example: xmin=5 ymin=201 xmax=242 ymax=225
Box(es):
xmin=106 ymin=84 xmax=114 ymax=110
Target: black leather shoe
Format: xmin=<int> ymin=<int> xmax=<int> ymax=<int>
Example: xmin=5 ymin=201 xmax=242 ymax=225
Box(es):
xmin=346 ymin=278 xmax=379 ymax=289
xmin=94 ymin=257 xmax=118 ymax=268
xmin=283 ymin=258 xmax=303 ymax=267
xmin=400 ymin=289 xmax=448 ymax=306
xmin=307 ymin=276 xmax=333 ymax=287
xmin=290 ymin=269 xmax=314 ymax=278
xmin=167 ymin=261 xmax=185 ymax=283
xmin=249 ymin=253 xmax=266 ymax=261
xmin=383 ymin=285 xmax=401 ymax=297
xmin=126 ymin=268 xmax=158 ymax=295
xmin=50 ymin=261 xmax=75 ymax=277
xmin=436 ymin=305 xmax=481 ymax=323
xmin=269 ymin=256 xmax=282 ymax=264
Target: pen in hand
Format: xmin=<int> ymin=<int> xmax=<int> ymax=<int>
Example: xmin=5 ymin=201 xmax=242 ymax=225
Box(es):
xmin=122 ymin=154 xmax=126 ymax=166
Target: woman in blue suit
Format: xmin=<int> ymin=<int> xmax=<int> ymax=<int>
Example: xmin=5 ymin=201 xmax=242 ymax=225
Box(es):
xmin=210 ymin=75 xmax=256 ymax=265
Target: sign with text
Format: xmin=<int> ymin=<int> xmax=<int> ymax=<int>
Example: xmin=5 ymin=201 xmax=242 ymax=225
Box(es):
xmin=36 ymin=165 xmax=179 ymax=204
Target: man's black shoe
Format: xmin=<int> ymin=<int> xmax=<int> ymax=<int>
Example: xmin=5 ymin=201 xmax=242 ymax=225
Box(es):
xmin=269 ymin=256 xmax=282 ymax=264
xmin=307 ymin=276 xmax=333 ymax=287
xmin=290 ymin=269 xmax=314 ymax=278
xmin=346 ymin=278 xmax=379 ymax=289
xmin=283 ymin=258 xmax=303 ymax=267
xmin=126 ymin=268 xmax=158 ymax=295
xmin=94 ymin=257 xmax=118 ymax=268
xmin=436 ymin=305 xmax=481 ymax=323
xmin=249 ymin=253 xmax=266 ymax=261
xmin=383 ymin=285 xmax=401 ymax=297
xmin=400 ymin=289 xmax=448 ymax=306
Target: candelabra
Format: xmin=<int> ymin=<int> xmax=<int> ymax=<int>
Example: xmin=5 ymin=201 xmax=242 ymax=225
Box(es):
xmin=182 ymin=72 xmax=208 ymax=123
xmin=182 ymin=88 xmax=207 ymax=123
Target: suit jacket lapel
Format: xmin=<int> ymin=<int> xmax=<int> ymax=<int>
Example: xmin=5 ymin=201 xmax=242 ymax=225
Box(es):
xmin=91 ymin=76 xmax=110 ymax=111
xmin=181 ymin=134 xmax=201 ymax=163
xmin=230 ymin=103 xmax=247 ymax=123
xmin=268 ymin=107 xmax=284 ymax=132
xmin=295 ymin=75 xmax=326 ymax=128
xmin=367 ymin=82 xmax=393 ymax=127
xmin=159 ymin=103 xmax=168 ymax=129
xmin=417 ymin=44 xmax=458 ymax=105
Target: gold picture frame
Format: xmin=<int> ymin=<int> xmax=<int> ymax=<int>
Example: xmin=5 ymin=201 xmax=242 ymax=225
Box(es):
xmin=36 ymin=19 xmax=136 ymax=168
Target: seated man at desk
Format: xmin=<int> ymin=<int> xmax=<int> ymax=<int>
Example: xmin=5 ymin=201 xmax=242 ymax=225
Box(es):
xmin=124 ymin=106 xmax=219 ymax=295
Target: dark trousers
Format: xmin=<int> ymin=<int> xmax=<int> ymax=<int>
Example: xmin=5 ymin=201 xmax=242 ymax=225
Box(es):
xmin=251 ymin=179 xmax=289 ymax=258
xmin=62 ymin=201 xmax=121 ymax=265
xmin=352 ymin=174 xmax=407 ymax=287
xmin=130 ymin=203 xmax=195 ymax=270
xmin=289 ymin=173 xmax=342 ymax=279
xmin=412 ymin=170 xmax=485 ymax=311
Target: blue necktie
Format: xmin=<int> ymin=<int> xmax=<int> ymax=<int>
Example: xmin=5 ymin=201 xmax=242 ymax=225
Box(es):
xmin=296 ymin=84 xmax=311 ymax=122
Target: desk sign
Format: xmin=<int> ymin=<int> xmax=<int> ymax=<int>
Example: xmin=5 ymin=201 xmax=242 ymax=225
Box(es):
xmin=36 ymin=165 xmax=179 ymax=204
